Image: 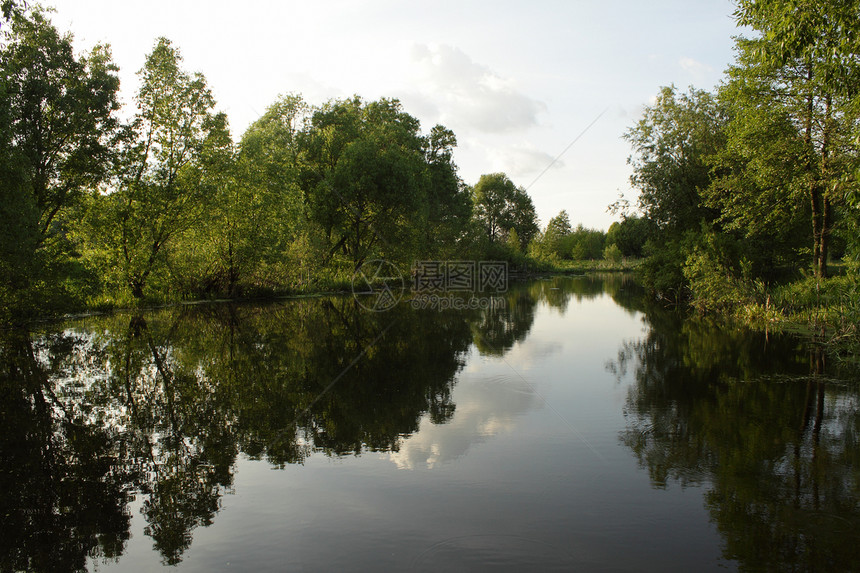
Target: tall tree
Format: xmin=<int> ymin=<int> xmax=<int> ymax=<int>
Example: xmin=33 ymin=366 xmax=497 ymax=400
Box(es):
xmin=543 ymin=210 xmax=572 ymax=258
xmin=625 ymin=86 xmax=725 ymax=233
xmin=84 ymin=38 xmax=228 ymax=299
xmin=471 ymin=173 xmax=539 ymax=250
xmin=624 ymin=86 xmax=727 ymax=299
xmin=724 ymin=0 xmax=860 ymax=278
xmin=297 ymin=96 xmax=431 ymax=269
xmin=421 ymin=124 xmax=471 ymax=257
xmin=705 ymin=64 xmax=812 ymax=274
xmin=0 ymin=8 xmax=120 ymax=318
xmin=227 ymin=93 xmax=321 ymax=293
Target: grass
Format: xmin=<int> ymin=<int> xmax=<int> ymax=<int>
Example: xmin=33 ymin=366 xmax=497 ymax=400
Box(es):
xmin=530 ymin=258 xmax=643 ymax=274
xmin=713 ymin=271 xmax=860 ymax=358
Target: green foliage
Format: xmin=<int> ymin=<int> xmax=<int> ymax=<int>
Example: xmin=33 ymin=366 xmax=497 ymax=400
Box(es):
xmin=542 ymin=209 xmax=572 ymax=259
xmin=638 ymin=233 xmax=696 ymax=303
xmin=623 ymin=86 xmax=727 ymax=300
xmin=526 ymin=233 xmax=559 ymax=266
xmin=606 ymin=215 xmax=650 ymax=258
xmin=529 ymin=213 xmax=607 ymax=263
xmin=202 ymin=93 xmax=316 ymax=296
xmin=727 ymin=0 xmax=860 ymax=278
xmin=603 ymin=243 xmax=623 ymax=263
xmin=505 ymin=227 xmax=521 ymax=254
xmin=297 ymin=97 xmax=431 ymax=269
xmin=622 ymin=3 xmax=860 ymax=312
xmin=471 ymin=173 xmax=539 ymax=251
xmin=0 ymin=8 xmax=120 ymax=321
xmin=568 ymin=224 xmax=606 ymax=260
xmin=682 ymin=229 xmax=750 ymax=313
xmin=625 ymin=86 xmax=725 ymax=233
xmin=82 ymin=38 xmax=226 ymax=301
xmin=422 ymin=125 xmax=472 ymax=257
xmin=11 ymin=2 xmax=857 ymax=323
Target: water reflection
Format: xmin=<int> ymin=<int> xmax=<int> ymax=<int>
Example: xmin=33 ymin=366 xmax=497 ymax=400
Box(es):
xmin=0 ymin=330 xmax=133 ymax=572
xmin=0 ymin=283 xmax=550 ymax=568
xmin=388 ymin=374 xmax=539 ymax=469
xmin=611 ymin=308 xmax=860 ymax=571
xmin=5 ymin=274 xmax=857 ymax=571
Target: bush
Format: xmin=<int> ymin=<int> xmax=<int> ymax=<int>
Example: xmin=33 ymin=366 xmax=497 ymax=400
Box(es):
xmin=603 ymin=243 xmax=623 ymax=263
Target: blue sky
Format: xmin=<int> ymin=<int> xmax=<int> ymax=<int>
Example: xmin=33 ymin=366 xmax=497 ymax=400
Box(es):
xmin=51 ymin=0 xmax=742 ymax=230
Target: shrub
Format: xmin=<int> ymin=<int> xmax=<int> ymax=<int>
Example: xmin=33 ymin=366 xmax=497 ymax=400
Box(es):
xmin=603 ymin=243 xmax=623 ymax=263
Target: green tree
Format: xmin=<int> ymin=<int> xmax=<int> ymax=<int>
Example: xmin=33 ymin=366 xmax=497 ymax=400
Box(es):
xmin=606 ymin=215 xmax=650 ymax=258
xmin=170 ymin=93 xmax=315 ymax=298
xmin=603 ymin=243 xmax=623 ymax=263
xmin=297 ymin=97 xmax=430 ymax=269
xmin=167 ymin=112 xmax=239 ymax=296
xmin=0 ymin=8 xmax=120 ymax=318
xmin=625 ymin=85 xmax=725 ymax=233
xmin=568 ymin=224 xmax=606 ymax=260
xmin=509 ymin=185 xmax=539 ymax=250
xmin=83 ymin=38 xmax=228 ymax=300
xmin=705 ymin=75 xmax=811 ymax=277
xmin=421 ymin=125 xmax=472 ymax=257
xmin=543 ymin=209 xmax=572 ymax=258
xmin=624 ymin=86 xmax=727 ymax=300
xmin=471 ymin=173 xmax=539 ymax=251
xmin=712 ymin=0 xmax=860 ymax=278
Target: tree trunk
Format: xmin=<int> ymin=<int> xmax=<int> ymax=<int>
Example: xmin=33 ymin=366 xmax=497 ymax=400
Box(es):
xmin=818 ymin=96 xmax=833 ymax=279
xmin=820 ymin=196 xmax=831 ymax=279
xmin=811 ymin=185 xmax=824 ymax=278
xmin=130 ymin=280 xmax=144 ymax=299
xmin=803 ymin=67 xmax=826 ymax=279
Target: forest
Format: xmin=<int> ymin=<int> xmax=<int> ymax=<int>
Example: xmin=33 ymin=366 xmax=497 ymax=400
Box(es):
xmin=1 ymin=0 xmax=859 ymax=352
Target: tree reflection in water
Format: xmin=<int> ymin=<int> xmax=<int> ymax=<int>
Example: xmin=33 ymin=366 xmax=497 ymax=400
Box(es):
xmin=0 ymin=290 xmax=540 ymax=568
xmin=610 ymin=302 xmax=860 ymax=572
xmin=9 ymin=275 xmax=855 ymax=571
xmin=0 ymin=331 xmax=133 ymax=572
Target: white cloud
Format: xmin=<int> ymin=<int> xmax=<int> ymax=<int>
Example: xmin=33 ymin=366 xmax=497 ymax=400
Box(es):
xmin=678 ymin=56 xmax=715 ymax=82
xmin=409 ymin=44 xmax=546 ymax=134
xmin=387 ymin=374 xmax=538 ymax=470
xmin=487 ymin=143 xmax=563 ymax=178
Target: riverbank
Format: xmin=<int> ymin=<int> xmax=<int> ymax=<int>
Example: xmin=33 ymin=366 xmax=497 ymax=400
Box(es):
xmin=58 ymin=260 xmax=645 ymax=318
xmin=687 ymin=268 xmax=860 ymax=361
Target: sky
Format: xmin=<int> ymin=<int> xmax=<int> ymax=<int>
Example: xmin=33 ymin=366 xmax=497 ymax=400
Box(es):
xmin=49 ymin=0 xmax=742 ymax=231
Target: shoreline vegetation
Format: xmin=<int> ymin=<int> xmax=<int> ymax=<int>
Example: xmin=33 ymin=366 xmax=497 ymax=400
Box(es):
xmin=41 ymin=260 xmax=644 ymax=321
xmin=2 ymin=1 xmax=859 ymax=359
xmin=22 ymin=258 xmax=860 ymax=364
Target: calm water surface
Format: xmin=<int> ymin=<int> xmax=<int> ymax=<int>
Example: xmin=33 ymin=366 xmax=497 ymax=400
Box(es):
xmin=2 ymin=275 xmax=859 ymax=571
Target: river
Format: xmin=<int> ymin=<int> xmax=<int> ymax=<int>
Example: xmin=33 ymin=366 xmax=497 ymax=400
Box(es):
xmin=1 ymin=275 xmax=858 ymax=571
